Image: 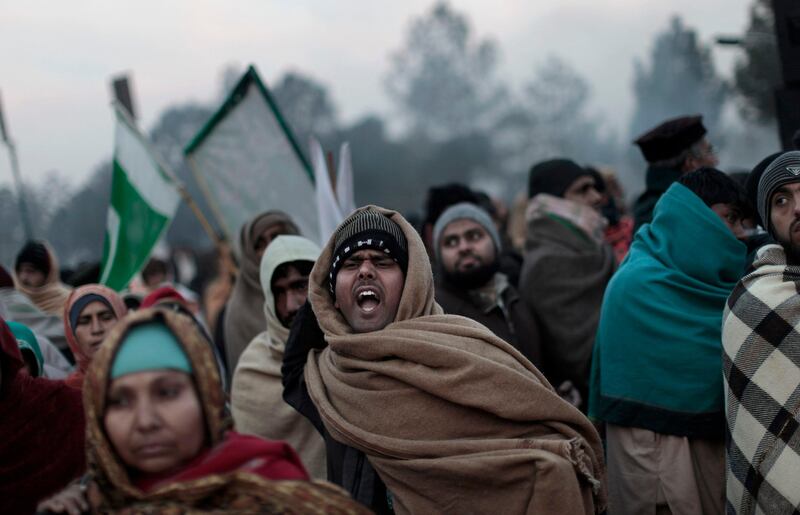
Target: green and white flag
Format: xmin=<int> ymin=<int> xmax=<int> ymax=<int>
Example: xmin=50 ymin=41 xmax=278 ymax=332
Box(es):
xmin=100 ymin=106 xmax=180 ymax=291
xmin=184 ymin=65 xmax=319 ymax=248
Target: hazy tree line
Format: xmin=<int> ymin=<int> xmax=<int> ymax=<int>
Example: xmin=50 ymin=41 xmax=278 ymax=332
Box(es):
xmin=0 ymin=0 xmax=782 ymax=268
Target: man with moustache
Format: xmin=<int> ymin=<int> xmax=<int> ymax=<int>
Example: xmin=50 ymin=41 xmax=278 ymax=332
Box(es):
xmin=723 ymin=151 xmax=800 ymax=512
xmin=282 ymin=206 xmax=605 ymax=514
xmin=432 ymin=202 xmax=542 ymax=368
xmin=232 ymin=235 xmax=327 ymax=479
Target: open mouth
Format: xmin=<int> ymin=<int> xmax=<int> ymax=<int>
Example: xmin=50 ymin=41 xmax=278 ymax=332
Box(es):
xmin=356 ymin=287 xmax=381 ymax=313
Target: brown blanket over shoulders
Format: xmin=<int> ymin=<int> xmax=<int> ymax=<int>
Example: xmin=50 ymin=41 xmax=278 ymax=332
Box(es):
xmin=305 ymin=205 xmax=606 ymax=515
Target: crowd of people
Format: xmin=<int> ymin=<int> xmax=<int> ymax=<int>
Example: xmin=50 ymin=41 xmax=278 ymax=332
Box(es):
xmin=1 ymin=113 xmax=799 ymax=514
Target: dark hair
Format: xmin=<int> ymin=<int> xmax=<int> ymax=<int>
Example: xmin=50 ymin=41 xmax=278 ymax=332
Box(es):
xmin=15 ymin=240 xmax=50 ymax=276
xmin=123 ymin=294 xmax=142 ymax=311
xmin=141 ymin=258 xmax=169 ymax=282
xmin=527 ymin=158 xmax=587 ymax=199
xmin=678 ymin=168 xmax=753 ymax=216
xmin=584 ymin=166 xmax=606 ymax=193
xmin=272 ymin=260 xmax=314 ymax=286
xmin=424 ymin=183 xmax=479 ymax=226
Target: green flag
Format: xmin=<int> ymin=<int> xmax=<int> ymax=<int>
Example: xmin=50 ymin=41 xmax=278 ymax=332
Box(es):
xmin=184 ymin=65 xmax=320 ymax=246
xmin=100 ymin=106 xmax=180 ymax=291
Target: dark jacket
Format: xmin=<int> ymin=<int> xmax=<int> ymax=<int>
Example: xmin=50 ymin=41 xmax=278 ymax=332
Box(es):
xmin=282 ymin=302 xmax=393 ymax=514
xmin=632 ymin=165 xmax=683 ymax=233
xmin=435 ymin=275 xmax=543 ymax=370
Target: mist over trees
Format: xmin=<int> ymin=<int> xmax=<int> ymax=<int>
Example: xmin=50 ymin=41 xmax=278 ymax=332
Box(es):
xmin=630 ymin=16 xmax=729 ymax=139
xmin=273 ymin=72 xmax=339 ymax=144
xmin=385 ymin=2 xmax=507 ymax=140
xmin=733 ymin=0 xmax=781 ymax=124
xmin=1 ymin=0 xmax=782 ymax=269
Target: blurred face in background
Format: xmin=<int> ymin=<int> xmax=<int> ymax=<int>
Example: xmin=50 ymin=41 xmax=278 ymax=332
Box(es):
xmin=683 ymin=139 xmax=719 ymax=172
xmin=16 ymin=263 xmax=46 ymax=288
xmin=563 ymin=175 xmax=603 ymax=211
xmin=439 ymin=219 xmax=495 ymax=275
xmin=271 ymin=263 xmax=311 ymax=328
xmin=254 ymin=224 xmax=291 ymax=260
xmin=710 ymin=203 xmax=751 ymax=241
xmin=74 ymin=301 xmax=118 ymax=358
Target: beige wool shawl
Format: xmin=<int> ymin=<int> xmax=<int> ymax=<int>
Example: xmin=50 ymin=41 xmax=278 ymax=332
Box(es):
xmin=232 ymin=235 xmax=327 ymax=479
xmin=304 ymin=205 xmax=607 ymax=515
xmin=15 ymin=242 xmax=72 ymax=316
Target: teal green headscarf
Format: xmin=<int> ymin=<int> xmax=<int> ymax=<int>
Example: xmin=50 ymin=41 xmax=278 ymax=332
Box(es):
xmin=589 ymin=183 xmax=746 ymax=438
xmin=111 ymin=322 xmax=192 ymax=379
xmin=8 ymin=321 xmax=44 ymax=377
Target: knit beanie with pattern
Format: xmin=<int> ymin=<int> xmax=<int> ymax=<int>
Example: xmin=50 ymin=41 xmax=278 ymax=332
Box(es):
xmin=328 ymin=208 xmax=408 ymax=296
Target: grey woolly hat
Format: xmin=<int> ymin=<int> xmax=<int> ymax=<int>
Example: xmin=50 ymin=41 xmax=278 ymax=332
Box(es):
xmin=433 ymin=202 xmax=501 ymax=263
xmin=758 ymin=151 xmax=800 ymax=237
xmin=328 ymin=208 xmax=408 ymax=296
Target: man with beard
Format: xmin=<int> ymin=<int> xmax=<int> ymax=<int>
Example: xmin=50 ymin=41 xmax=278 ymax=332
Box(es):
xmin=282 ymin=206 xmax=606 ymax=514
xmin=723 ymin=151 xmax=800 ymax=512
xmin=231 ymin=235 xmax=327 ymax=479
xmin=433 ymin=202 xmax=542 ymax=368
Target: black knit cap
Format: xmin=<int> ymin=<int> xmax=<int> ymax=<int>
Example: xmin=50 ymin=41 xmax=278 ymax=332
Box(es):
xmin=15 ymin=241 xmax=50 ymax=277
xmin=329 ymin=208 xmax=408 ymax=296
xmin=634 ymin=115 xmax=706 ymax=163
xmin=528 ymin=158 xmax=589 ymax=199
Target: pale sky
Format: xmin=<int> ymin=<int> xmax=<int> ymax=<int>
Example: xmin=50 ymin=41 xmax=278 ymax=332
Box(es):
xmin=0 ymin=0 xmax=753 ymax=189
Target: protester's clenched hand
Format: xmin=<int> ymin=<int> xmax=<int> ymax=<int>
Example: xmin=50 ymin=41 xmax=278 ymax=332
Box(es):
xmin=556 ymin=380 xmax=582 ymax=408
xmin=36 ymin=482 xmax=88 ymax=515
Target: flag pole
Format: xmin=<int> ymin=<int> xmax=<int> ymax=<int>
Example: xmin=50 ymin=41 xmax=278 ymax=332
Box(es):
xmin=184 ymin=154 xmax=233 ymax=244
xmin=0 ymin=90 xmax=35 ymax=240
xmin=113 ymin=102 xmax=224 ymax=251
xmin=182 ymin=155 xmax=239 ymax=276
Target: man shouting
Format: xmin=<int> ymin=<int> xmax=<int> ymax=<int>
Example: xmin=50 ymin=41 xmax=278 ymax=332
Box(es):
xmin=283 ymin=206 xmax=605 ymax=514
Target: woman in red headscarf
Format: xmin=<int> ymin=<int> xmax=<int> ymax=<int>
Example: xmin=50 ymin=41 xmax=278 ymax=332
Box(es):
xmin=63 ymin=284 xmax=127 ymax=389
xmin=0 ymin=317 xmax=85 ymax=514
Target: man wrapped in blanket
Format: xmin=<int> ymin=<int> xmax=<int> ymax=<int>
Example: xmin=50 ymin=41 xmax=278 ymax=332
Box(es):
xmin=723 ymin=151 xmax=800 ymax=513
